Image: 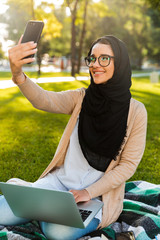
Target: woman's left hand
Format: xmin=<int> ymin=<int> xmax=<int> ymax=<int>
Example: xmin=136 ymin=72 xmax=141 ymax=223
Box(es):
xmin=69 ymin=189 xmax=91 ymax=203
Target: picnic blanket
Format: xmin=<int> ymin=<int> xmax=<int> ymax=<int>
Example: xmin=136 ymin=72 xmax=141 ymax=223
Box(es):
xmin=0 ymin=181 xmax=160 ymax=240
xmin=83 ymin=181 xmax=160 ymax=240
xmin=0 ymin=221 xmax=46 ymax=240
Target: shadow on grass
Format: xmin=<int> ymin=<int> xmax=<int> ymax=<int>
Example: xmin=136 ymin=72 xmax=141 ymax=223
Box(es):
xmin=131 ymin=89 xmax=160 ymax=114
xmin=0 ymin=106 xmax=70 ymax=182
xmin=0 ymin=91 xmax=22 ymax=105
xmin=0 ymin=84 xmax=73 ymax=182
xmin=0 ymin=80 xmax=160 ymax=184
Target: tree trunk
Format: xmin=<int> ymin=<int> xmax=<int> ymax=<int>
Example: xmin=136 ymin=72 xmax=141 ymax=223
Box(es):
xmin=77 ymin=0 xmax=88 ymax=74
xmin=71 ymin=13 xmax=76 ymax=76
xmin=37 ymin=51 xmax=41 ymax=77
xmin=30 ymin=0 xmax=35 ymax=19
xmin=67 ymin=0 xmax=79 ymax=77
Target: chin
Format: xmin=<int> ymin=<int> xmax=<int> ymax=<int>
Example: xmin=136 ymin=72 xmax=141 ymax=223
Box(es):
xmin=93 ymin=78 xmax=108 ymax=85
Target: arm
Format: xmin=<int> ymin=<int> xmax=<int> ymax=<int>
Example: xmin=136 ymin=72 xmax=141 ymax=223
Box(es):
xmin=18 ymin=77 xmax=83 ymax=115
xmin=8 ymin=39 xmax=83 ymax=115
xmin=85 ymin=103 xmax=147 ymax=199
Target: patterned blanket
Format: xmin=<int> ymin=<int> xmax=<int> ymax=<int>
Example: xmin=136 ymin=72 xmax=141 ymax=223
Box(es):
xmin=0 ymin=181 xmax=160 ymax=240
xmin=0 ymin=221 xmax=46 ymax=240
xmin=86 ymin=181 xmax=160 ymax=240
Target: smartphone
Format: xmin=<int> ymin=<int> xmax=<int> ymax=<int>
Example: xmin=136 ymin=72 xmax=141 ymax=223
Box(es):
xmin=21 ymin=20 xmax=44 ymax=58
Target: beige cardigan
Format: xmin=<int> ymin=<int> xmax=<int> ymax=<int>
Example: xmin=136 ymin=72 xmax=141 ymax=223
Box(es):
xmin=19 ymin=77 xmax=147 ymax=228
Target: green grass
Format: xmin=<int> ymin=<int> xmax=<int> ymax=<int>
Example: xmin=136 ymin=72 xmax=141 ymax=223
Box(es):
xmin=0 ymin=72 xmax=12 ymax=80
xmin=0 ymin=69 xmax=154 ymax=80
xmin=0 ymin=76 xmax=160 ymax=185
xmin=0 ymin=71 xmax=89 ymax=80
xmin=129 ymin=77 xmax=160 ymax=183
xmin=0 ymin=80 xmax=89 ymax=182
xmin=0 ymin=71 xmax=71 ymax=80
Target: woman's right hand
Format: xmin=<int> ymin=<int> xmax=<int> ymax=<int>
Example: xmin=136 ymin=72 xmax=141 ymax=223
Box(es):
xmin=8 ymin=37 xmax=37 ymax=84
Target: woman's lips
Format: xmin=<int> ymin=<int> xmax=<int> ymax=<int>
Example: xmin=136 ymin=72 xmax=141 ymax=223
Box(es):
xmin=93 ymin=71 xmax=105 ymax=76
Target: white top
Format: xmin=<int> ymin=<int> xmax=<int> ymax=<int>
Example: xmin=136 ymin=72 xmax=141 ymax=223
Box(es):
xmin=32 ymin=119 xmax=104 ymax=221
xmin=55 ymin=120 xmax=104 ymax=190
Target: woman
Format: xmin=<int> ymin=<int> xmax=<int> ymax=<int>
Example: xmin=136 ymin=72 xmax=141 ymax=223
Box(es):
xmin=0 ymin=35 xmax=147 ymax=239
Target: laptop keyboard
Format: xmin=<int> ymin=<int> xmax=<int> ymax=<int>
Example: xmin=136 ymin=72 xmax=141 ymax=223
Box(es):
xmin=79 ymin=209 xmax=92 ymax=221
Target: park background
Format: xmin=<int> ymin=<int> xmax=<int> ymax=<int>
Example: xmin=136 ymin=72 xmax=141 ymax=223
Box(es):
xmin=0 ymin=0 xmax=160 ymax=184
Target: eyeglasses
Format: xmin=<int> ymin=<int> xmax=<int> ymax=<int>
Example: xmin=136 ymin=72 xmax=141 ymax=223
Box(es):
xmin=85 ymin=54 xmax=114 ymax=67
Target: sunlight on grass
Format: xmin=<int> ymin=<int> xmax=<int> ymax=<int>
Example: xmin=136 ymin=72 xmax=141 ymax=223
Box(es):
xmin=0 ymin=76 xmax=160 ymax=184
xmin=130 ymin=77 xmax=160 ymax=183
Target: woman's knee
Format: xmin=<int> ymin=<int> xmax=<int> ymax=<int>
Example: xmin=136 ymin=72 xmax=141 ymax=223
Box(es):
xmin=0 ymin=195 xmax=28 ymax=226
xmin=40 ymin=218 xmax=99 ymax=240
xmin=40 ymin=222 xmax=75 ymax=240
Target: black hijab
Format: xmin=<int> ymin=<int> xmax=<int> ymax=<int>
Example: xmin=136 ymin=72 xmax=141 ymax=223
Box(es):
xmin=78 ymin=35 xmax=132 ymax=172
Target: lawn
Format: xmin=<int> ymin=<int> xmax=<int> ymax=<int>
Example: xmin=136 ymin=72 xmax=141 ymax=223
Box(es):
xmin=0 ymin=71 xmax=72 ymax=80
xmin=0 ymin=71 xmax=89 ymax=80
xmin=0 ymin=76 xmax=160 ymax=184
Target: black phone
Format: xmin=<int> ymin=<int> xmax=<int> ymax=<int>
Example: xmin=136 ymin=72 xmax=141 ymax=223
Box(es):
xmin=21 ymin=20 xmax=44 ymax=58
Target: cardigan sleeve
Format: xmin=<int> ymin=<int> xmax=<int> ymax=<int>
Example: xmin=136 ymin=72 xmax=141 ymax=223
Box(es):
xmin=86 ymin=102 xmax=147 ymax=199
xmin=18 ymin=76 xmax=84 ymax=115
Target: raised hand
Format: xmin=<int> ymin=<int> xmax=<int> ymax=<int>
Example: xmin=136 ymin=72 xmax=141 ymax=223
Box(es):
xmin=8 ymin=36 xmax=37 ymax=84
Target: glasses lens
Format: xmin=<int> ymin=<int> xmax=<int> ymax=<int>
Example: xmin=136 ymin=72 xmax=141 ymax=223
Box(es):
xmin=99 ymin=55 xmax=110 ymax=66
xmin=86 ymin=56 xmax=96 ymax=67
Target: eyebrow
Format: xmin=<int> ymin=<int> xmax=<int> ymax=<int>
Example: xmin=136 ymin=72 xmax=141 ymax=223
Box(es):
xmin=90 ymin=54 xmax=111 ymax=57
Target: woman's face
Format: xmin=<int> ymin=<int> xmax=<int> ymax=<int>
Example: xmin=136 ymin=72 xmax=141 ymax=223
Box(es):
xmin=89 ymin=43 xmax=114 ymax=84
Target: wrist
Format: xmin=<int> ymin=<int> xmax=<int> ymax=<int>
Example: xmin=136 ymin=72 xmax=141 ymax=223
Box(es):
xmin=84 ymin=189 xmax=91 ymax=200
xmin=12 ymin=72 xmax=26 ymax=85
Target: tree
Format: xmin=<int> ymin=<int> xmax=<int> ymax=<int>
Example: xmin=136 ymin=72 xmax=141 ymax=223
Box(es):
xmin=63 ymin=0 xmax=112 ymax=76
xmin=1 ymin=0 xmax=62 ymax=75
xmin=34 ymin=1 xmax=63 ymax=75
xmin=36 ymin=39 xmax=50 ymax=75
xmin=146 ymin=0 xmax=160 ymax=11
xmin=145 ymin=8 xmax=160 ymax=65
xmin=77 ymin=0 xmax=89 ymax=74
xmin=0 ymin=44 xmax=4 ymax=59
xmin=1 ymin=0 xmax=32 ymax=41
xmin=49 ymin=5 xmax=71 ymax=57
xmin=65 ymin=0 xmax=79 ymax=76
xmin=99 ymin=0 xmax=153 ymax=69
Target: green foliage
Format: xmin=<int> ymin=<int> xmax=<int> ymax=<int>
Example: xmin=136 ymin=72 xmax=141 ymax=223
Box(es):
xmin=0 ymin=0 xmax=159 ymax=70
xmin=2 ymin=0 xmax=32 ymax=41
xmin=35 ymin=2 xmax=62 ymax=39
xmin=49 ymin=6 xmax=71 ymax=57
xmin=0 ymin=72 xmax=12 ymax=80
xmin=0 ymin=77 xmax=160 ymax=184
xmin=1 ymin=0 xmax=63 ymax=61
xmin=146 ymin=8 xmax=160 ymax=62
xmin=0 ymin=44 xmax=4 ymax=59
xmin=146 ymin=0 xmax=160 ymax=11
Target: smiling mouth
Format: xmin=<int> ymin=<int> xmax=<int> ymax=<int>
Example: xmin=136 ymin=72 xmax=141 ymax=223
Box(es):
xmin=93 ymin=71 xmax=105 ymax=75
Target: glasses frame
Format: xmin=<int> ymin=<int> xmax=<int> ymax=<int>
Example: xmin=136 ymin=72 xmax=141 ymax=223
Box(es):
xmin=85 ymin=54 xmax=115 ymax=68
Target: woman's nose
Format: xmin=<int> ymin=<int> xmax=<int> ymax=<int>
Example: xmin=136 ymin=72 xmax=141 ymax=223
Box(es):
xmin=92 ymin=58 xmax=100 ymax=67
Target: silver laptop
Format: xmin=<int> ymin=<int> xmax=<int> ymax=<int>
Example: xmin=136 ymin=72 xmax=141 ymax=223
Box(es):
xmin=0 ymin=182 xmax=103 ymax=228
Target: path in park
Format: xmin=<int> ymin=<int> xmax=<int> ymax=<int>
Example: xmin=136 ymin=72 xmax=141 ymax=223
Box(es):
xmin=0 ymin=76 xmax=89 ymax=89
xmin=0 ymin=71 xmax=159 ymax=89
